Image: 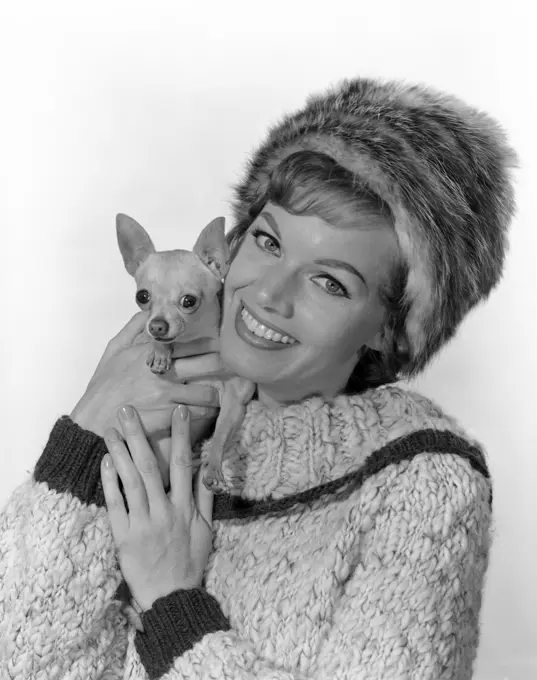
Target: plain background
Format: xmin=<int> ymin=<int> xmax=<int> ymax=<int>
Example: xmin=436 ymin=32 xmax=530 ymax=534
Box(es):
xmin=2 ymin=1 xmax=536 ymax=677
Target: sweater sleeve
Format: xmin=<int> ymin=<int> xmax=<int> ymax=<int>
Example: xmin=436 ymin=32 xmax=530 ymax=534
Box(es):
xmin=0 ymin=417 xmax=129 ymax=679
xmin=128 ymin=452 xmax=492 ymax=680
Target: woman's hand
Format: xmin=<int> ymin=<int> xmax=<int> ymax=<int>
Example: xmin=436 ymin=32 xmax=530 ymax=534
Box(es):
xmin=101 ymin=404 xmax=214 ymax=611
xmin=71 ymin=312 xmax=225 ymax=484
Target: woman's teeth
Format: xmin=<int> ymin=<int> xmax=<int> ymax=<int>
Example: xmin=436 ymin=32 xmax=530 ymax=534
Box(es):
xmin=241 ymin=308 xmax=296 ymax=344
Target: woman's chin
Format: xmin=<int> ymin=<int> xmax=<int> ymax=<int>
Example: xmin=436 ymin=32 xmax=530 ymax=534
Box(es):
xmin=220 ymin=347 xmax=270 ymax=386
xmin=219 ymin=312 xmax=288 ymax=385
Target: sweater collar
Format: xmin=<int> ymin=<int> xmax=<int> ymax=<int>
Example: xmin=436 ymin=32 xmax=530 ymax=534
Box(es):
xmin=201 ymin=385 xmax=466 ymax=502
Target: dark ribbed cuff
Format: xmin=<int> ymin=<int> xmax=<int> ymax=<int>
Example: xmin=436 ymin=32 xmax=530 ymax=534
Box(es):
xmin=33 ymin=416 xmax=108 ymax=507
xmin=135 ymin=588 xmax=231 ymax=680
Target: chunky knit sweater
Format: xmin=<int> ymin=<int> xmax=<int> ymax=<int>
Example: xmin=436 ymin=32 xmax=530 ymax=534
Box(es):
xmin=0 ymin=385 xmax=492 ymax=679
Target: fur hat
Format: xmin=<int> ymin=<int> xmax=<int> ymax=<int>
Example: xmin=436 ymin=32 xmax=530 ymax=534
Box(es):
xmin=231 ymin=78 xmax=517 ymax=375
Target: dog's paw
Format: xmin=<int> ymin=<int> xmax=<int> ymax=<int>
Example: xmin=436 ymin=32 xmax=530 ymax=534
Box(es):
xmin=147 ymin=351 xmax=171 ymax=374
xmin=202 ymin=465 xmax=227 ymax=495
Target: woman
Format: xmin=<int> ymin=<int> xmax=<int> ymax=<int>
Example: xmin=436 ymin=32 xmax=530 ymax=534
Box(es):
xmin=0 ymin=77 xmax=516 ymax=679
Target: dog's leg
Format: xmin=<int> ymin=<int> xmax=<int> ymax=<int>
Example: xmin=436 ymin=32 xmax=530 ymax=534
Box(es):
xmin=147 ymin=342 xmax=173 ymax=374
xmin=203 ymin=378 xmax=256 ymax=493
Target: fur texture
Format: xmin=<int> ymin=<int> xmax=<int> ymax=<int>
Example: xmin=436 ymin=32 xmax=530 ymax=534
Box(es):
xmin=231 ymin=78 xmax=517 ymax=375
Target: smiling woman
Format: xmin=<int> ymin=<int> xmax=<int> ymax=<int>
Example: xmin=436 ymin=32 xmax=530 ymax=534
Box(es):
xmin=221 ymin=150 xmax=406 ymax=404
xmin=0 ymin=76 xmax=517 ymax=680
xmin=220 ymin=201 xmax=400 ymax=406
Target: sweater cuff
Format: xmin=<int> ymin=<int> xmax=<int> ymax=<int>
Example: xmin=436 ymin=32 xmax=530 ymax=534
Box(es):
xmin=33 ymin=416 xmax=108 ymax=507
xmin=134 ymin=588 xmax=231 ymax=679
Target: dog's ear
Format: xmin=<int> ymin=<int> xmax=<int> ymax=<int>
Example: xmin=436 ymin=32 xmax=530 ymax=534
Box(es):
xmin=116 ymin=214 xmax=156 ymax=276
xmin=193 ymin=217 xmax=230 ymax=280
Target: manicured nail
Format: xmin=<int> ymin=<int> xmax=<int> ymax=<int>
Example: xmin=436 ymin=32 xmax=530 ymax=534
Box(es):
xmin=102 ymin=453 xmax=114 ymax=468
xmin=104 ymin=428 xmax=120 ymax=442
xmin=119 ymin=405 xmax=135 ymax=420
xmin=176 ymin=404 xmax=189 ymax=420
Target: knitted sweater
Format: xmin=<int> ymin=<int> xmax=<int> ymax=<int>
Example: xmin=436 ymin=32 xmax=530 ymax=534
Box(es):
xmin=0 ymin=385 xmax=492 ymax=680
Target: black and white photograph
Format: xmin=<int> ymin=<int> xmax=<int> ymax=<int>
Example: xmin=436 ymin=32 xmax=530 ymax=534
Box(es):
xmin=2 ymin=1 xmax=535 ymax=678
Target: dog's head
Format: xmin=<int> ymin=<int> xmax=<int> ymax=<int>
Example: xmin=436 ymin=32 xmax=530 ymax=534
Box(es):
xmin=116 ymin=213 xmax=230 ymax=343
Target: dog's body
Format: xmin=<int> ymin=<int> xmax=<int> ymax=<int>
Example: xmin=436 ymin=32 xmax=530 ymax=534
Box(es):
xmin=116 ymin=213 xmax=255 ymax=493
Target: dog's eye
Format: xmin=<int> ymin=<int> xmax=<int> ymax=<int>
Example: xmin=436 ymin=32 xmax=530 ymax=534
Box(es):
xmin=136 ymin=289 xmax=151 ymax=305
xmin=180 ymin=294 xmax=198 ymax=309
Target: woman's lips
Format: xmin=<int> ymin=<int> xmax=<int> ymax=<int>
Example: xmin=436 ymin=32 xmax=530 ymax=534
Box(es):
xmin=234 ymin=304 xmax=296 ymax=351
xmin=241 ymin=302 xmax=296 ymax=340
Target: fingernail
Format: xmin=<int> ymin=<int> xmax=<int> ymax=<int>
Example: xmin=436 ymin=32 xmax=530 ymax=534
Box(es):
xmin=119 ymin=405 xmax=135 ymax=420
xmin=104 ymin=428 xmax=120 ymax=442
xmin=176 ymin=404 xmax=189 ymax=420
xmin=102 ymin=453 xmax=114 ymax=468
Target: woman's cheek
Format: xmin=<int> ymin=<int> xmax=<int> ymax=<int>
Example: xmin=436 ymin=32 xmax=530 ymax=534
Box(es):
xmin=226 ymin=250 xmax=261 ymax=294
xmin=325 ymin=311 xmax=371 ymax=353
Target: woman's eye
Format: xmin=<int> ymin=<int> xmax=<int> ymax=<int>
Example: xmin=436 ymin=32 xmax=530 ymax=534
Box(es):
xmin=314 ymin=276 xmax=348 ymax=297
xmin=252 ymin=228 xmax=280 ymax=254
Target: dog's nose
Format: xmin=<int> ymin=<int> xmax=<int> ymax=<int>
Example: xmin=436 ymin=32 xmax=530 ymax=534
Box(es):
xmin=148 ymin=317 xmax=170 ymax=338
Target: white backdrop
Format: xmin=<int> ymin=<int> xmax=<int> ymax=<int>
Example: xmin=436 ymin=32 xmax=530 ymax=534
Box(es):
xmin=2 ymin=1 xmax=536 ymax=678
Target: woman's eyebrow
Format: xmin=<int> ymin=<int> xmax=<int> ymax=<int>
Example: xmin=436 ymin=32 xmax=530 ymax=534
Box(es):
xmin=260 ymin=211 xmax=281 ymax=239
xmin=315 ymin=258 xmax=368 ymax=288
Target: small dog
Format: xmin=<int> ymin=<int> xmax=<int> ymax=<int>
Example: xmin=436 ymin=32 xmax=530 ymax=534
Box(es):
xmin=116 ymin=213 xmax=255 ymax=494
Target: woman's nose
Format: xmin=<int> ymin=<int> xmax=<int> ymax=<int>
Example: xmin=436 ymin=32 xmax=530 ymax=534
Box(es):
xmin=254 ymin=266 xmax=294 ymax=317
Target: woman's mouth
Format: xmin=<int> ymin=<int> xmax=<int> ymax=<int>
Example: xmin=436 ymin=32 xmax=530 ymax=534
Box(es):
xmin=235 ymin=304 xmax=298 ymax=350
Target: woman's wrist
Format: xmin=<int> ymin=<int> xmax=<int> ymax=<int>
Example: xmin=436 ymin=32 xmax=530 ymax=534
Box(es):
xmin=33 ymin=416 xmax=109 ymax=507
xmin=70 ymin=396 xmax=107 ymax=437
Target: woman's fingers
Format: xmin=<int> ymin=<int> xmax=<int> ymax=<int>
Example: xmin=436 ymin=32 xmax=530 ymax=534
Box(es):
xmin=169 ymin=383 xmax=221 ymax=410
xmin=103 ymin=426 xmax=149 ymax=520
xmin=114 ymin=406 xmax=167 ymax=513
xmin=132 ymin=404 xmax=218 ymax=437
xmin=170 ymin=352 xmax=226 ymax=382
xmin=89 ymin=314 xmax=148 ymax=386
xmin=100 ymin=452 xmax=129 ymax=537
xmin=171 ymin=338 xmax=221 ymax=360
xmin=169 ymin=406 xmax=214 ymax=524
xmin=104 ymin=312 xmax=149 ymax=360
xmin=169 ymin=406 xmax=194 ymax=507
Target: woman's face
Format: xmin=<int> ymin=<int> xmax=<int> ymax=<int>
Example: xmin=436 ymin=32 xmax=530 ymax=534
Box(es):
xmin=219 ymin=203 xmax=399 ymax=405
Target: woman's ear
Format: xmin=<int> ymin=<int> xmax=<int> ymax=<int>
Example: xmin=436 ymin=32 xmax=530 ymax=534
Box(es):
xmin=365 ymin=329 xmax=409 ymax=357
xmin=395 ymin=334 xmax=410 ymax=358
xmin=364 ymin=330 xmax=384 ymax=352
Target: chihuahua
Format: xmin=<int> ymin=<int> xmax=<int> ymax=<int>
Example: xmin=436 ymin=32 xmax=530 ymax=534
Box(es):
xmin=116 ymin=213 xmax=255 ymax=494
